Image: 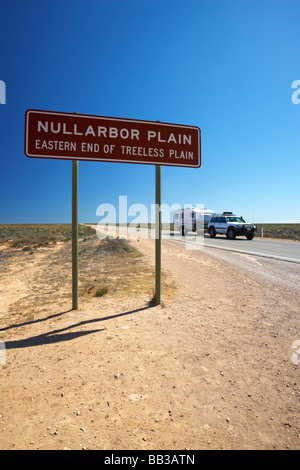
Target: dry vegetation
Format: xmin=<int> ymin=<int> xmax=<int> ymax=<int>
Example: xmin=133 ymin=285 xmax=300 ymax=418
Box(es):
xmin=0 ymin=223 xmax=97 ymax=250
xmin=0 ymin=225 xmax=175 ymax=326
xmin=254 ymin=224 xmax=300 ymax=241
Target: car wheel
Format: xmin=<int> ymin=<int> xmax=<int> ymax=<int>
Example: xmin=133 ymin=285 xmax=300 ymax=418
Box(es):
xmin=246 ymin=234 xmax=254 ymax=240
xmin=227 ymin=228 xmax=236 ymax=240
xmin=209 ymin=227 xmax=216 ymax=238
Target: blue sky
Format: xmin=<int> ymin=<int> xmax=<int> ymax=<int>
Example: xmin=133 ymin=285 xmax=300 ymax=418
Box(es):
xmin=0 ymin=0 xmax=299 ymax=224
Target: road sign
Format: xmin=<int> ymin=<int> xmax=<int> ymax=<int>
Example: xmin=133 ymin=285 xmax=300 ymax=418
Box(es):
xmin=25 ymin=109 xmax=201 ymax=168
xmin=25 ymin=109 xmax=202 ymax=309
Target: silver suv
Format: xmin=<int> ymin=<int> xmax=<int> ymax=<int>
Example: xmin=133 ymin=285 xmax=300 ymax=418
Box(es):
xmin=208 ymin=212 xmax=257 ymax=240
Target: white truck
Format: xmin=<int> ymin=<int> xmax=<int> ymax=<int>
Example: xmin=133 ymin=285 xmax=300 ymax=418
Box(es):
xmin=207 ymin=212 xmax=257 ymax=240
xmin=173 ymin=207 xmax=216 ymax=235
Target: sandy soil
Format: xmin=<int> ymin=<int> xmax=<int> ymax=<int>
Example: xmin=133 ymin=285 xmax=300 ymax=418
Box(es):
xmin=0 ymin=234 xmax=299 ymax=450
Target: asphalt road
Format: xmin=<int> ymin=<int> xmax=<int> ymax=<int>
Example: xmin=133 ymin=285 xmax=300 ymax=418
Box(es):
xmin=92 ymin=225 xmax=300 ymax=264
xmin=170 ymin=233 xmax=300 ymax=264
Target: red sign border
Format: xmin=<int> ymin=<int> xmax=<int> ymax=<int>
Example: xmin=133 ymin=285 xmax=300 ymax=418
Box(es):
xmin=25 ymin=109 xmax=201 ymax=168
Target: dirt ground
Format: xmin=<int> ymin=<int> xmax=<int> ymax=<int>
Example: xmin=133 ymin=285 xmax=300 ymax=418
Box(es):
xmin=0 ymin=233 xmax=299 ymax=450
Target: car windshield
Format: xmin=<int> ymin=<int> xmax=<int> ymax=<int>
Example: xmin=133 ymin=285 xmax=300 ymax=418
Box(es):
xmin=226 ymin=217 xmax=245 ymax=223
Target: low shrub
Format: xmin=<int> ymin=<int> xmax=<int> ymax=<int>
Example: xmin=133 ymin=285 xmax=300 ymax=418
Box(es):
xmin=95 ymin=288 xmax=108 ymax=297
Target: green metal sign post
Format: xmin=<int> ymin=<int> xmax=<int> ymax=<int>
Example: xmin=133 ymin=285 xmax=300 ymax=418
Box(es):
xmin=72 ymin=160 xmax=79 ymax=310
xmin=155 ymin=165 xmax=161 ymax=305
